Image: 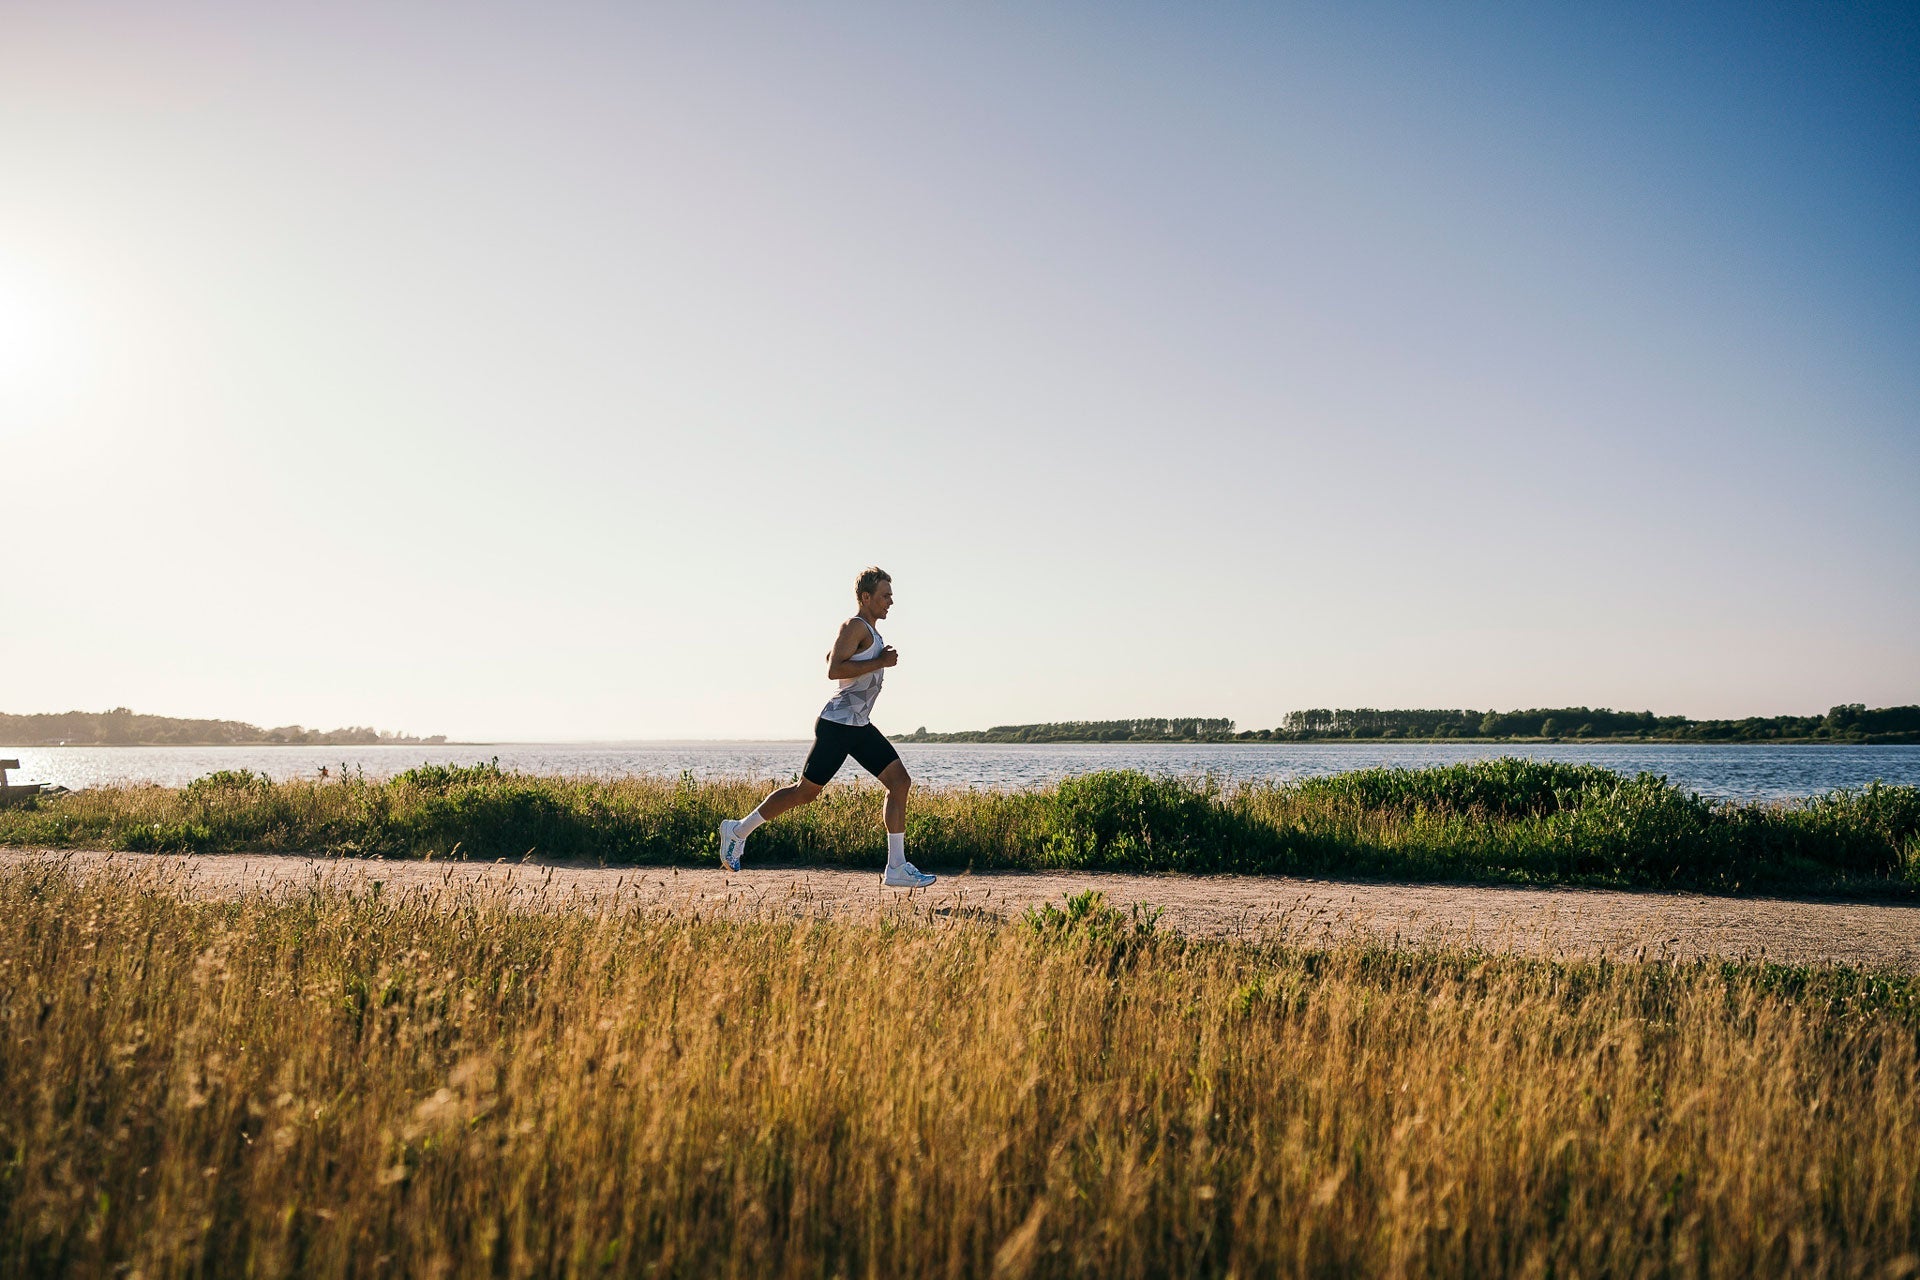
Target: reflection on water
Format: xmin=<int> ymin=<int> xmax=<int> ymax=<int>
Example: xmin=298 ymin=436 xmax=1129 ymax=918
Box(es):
xmin=2 ymin=741 xmax=1917 ymax=803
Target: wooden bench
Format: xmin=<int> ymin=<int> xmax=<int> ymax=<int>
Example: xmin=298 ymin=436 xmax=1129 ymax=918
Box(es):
xmin=0 ymin=758 xmax=42 ymax=807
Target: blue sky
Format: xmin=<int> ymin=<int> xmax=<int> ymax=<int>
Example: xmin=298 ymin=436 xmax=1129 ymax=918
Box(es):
xmin=2 ymin=1 xmax=1914 ymax=738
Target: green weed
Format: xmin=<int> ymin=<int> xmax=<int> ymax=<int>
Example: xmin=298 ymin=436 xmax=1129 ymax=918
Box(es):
xmin=1 ymin=762 xmax=1916 ymax=896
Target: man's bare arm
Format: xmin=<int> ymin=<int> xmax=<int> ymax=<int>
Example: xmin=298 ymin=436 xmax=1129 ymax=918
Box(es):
xmin=826 ymin=620 xmax=898 ymax=680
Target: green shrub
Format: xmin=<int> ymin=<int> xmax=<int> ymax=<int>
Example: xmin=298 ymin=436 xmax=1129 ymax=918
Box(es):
xmin=117 ymin=821 xmax=216 ymax=853
xmin=1291 ymin=758 xmax=1626 ymax=818
xmin=5 ymin=763 xmax=1918 ymax=898
xmin=1040 ymin=771 xmax=1226 ymax=869
xmin=181 ymin=769 xmax=270 ymax=798
xmin=1021 ymin=889 xmax=1162 ymax=945
xmin=395 ymin=759 xmax=505 ymax=793
xmin=1543 ymin=773 xmax=1730 ymax=883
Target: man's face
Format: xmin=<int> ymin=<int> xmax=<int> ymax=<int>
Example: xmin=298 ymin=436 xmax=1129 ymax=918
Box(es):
xmin=862 ymin=579 xmax=894 ymax=618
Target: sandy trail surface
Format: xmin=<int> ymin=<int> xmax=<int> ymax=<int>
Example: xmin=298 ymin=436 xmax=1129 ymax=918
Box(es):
xmin=9 ymin=849 xmax=1920 ymax=970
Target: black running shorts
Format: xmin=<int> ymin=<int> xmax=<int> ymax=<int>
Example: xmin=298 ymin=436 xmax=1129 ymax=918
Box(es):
xmin=803 ymin=718 xmax=900 ymax=785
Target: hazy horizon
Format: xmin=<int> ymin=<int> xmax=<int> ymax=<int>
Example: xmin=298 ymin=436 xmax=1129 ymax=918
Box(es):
xmin=4 ymin=700 xmax=1916 ymax=746
xmin=5 ymin=2 xmax=1915 ymax=739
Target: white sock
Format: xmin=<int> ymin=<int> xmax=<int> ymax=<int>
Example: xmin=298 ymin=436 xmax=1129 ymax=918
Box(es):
xmin=886 ymin=832 xmax=905 ymax=868
xmin=736 ymin=809 xmax=765 ymax=839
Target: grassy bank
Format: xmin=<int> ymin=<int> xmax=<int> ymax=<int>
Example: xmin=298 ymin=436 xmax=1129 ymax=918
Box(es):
xmin=5 ymin=865 xmax=1920 ymax=1277
xmin=5 ymin=759 xmax=1919 ymax=895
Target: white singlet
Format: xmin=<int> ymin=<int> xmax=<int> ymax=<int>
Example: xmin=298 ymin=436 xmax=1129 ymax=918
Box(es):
xmin=819 ymin=618 xmax=884 ymax=727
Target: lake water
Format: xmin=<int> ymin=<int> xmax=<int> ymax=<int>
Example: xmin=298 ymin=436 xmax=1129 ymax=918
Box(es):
xmin=3 ymin=741 xmax=1918 ymax=803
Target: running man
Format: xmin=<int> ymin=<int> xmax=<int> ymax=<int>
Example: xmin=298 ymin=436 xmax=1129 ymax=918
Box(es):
xmin=718 ymin=567 xmax=935 ymax=888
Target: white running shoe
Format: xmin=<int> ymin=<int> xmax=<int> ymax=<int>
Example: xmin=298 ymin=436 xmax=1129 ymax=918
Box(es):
xmin=881 ymin=861 xmax=935 ymax=889
xmin=718 ymin=819 xmax=744 ymax=872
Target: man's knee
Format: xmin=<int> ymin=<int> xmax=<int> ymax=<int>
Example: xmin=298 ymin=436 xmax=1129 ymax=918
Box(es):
xmin=887 ymin=770 xmax=912 ymax=795
xmin=794 ymin=780 xmax=823 ymax=803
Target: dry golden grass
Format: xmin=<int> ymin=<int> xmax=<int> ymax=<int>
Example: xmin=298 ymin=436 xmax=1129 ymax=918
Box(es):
xmin=5 ymin=863 xmax=1919 ymax=1277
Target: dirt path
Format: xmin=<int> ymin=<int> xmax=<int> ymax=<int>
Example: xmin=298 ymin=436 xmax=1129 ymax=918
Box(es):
xmin=10 ymin=849 xmax=1920 ymax=971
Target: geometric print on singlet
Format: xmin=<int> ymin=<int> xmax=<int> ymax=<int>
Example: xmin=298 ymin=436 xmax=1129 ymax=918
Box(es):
xmin=819 ymin=617 xmax=885 ymax=727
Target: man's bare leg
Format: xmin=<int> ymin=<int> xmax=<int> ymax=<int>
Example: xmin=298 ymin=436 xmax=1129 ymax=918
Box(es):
xmin=719 ymin=779 xmax=820 ymax=870
xmin=757 ymin=778 xmax=823 ymax=822
xmin=877 ymin=759 xmax=922 ymax=881
xmin=879 ymin=760 xmax=911 ymax=835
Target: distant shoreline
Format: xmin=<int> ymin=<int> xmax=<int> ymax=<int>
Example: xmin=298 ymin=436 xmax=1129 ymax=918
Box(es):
xmin=0 ymin=741 xmax=497 ymax=749
xmin=909 ymin=738 xmax=1920 ymax=746
xmin=896 ymin=737 xmax=1920 ymax=747
xmin=8 ymin=739 xmax=1919 ymax=750
xmin=900 ymin=707 xmax=1920 ymax=747
xmin=10 ymin=706 xmax=1916 ymax=749
xmin=0 ymin=708 xmax=454 ymax=749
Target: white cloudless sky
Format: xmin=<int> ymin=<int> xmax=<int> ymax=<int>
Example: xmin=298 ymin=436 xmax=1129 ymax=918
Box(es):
xmin=3 ymin=1 xmax=1916 ymax=739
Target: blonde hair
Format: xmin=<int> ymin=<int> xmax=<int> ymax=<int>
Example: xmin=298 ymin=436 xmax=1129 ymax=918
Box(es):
xmin=855 ymin=566 xmax=891 ymax=598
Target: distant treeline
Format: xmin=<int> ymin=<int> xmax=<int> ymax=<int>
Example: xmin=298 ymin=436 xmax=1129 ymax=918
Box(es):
xmin=902 ymin=705 xmax=1920 ymax=745
xmin=1274 ymin=704 xmax=1919 ymax=743
xmin=902 ymin=719 xmax=1237 ymax=744
xmin=0 ymin=708 xmax=447 ymax=747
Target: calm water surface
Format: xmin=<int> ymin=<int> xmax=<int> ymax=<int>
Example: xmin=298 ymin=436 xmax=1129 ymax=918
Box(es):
xmin=4 ymin=741 xmax=1918 ymax=803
